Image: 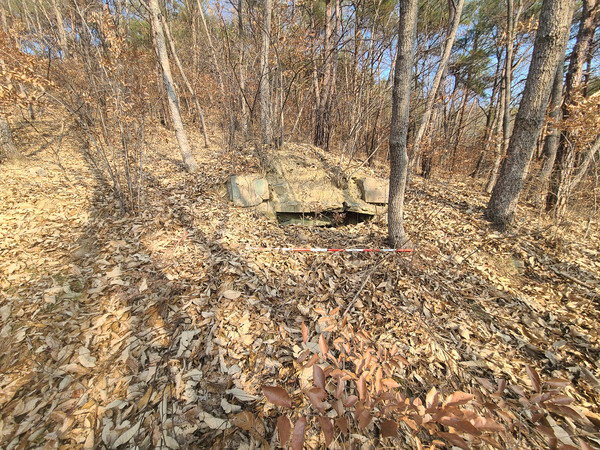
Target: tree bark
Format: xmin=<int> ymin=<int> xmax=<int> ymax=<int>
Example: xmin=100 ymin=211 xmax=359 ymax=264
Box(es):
xmin=149 ymin=0 xmax=198 ymax=173
xmin=501 ymin=0 xmax=520 ymax=154
xmin=485 ymin=78 xmax=506 ymax=193
xmin=547 ymin=0 xmax=598 ymax=213
xmin=535 ymin=57 xmax=565 ymax=206
xmin=0 ymin=3 xmax=8 ymax=31
xmin=569 ymin=134 xmax=600 ymax=191
xmin=388 ymin=0 xmax=418 ymax=248
xmin=237 ymin=0 xmax=248 ymax=138
xmin=0 ymin=116 xmax=20 ymax=162
xmin=485 ymin=0 xmax=573 ymax=229
xmin=197 ymin=0 xmax=226 ymax=100
xmin=259 ymin=0 xmax=273 ymax=145
xmin=314 ymin=0 xmax=339 ymax=150
xmin=485 ymin=0 xmax=523 ymax=192
xmin=160 ymin=13 xmax=209 ymax=148
xmin=51 ymin=0 xmax=68 ymax=58
xmin=472 ymin=54 xmax=503 ymax=179
xmin=409 ymin=0 xmax=464 ymax=174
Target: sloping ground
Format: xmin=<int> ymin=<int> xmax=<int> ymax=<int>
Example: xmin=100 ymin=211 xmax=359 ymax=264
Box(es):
xmin=1 ymin=119 xmax=600 ymax=449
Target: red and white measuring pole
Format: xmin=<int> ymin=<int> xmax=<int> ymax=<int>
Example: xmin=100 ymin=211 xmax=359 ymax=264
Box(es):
xmin=246 ymin=247 xmax=413 ymax=253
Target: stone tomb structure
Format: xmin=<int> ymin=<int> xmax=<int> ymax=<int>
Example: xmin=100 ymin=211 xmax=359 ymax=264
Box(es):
xmin=227 ymin=144 xmax=389 ymax=226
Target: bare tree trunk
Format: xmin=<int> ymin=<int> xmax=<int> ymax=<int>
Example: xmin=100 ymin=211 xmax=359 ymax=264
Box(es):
xmin=486 ymin=0 xmax=573 ymax=229
xmin=501 ymin=0 xmax=520 ymax=154
xmin=0 ymin=3 xmax=8 ymax=31
xmin=450 ymin=88 xmax=469 ymax=171
xmin=485 ymin=0 xmax=522 ymax=192
xmin=160 ymin=13 xmax=209 ymax=147
xmin=197 ymin=0 xmax=226 ymax=99
xmin=259 ymin=0 xmax=273 ymax=145
xmin=149 ymin=0 xmax=198 ymax=173
xmin=388 ymin=0 xmax=418 ymax=248
xmin=408 ymin=0 xmax=464 ymax=174
xmin=237 ymin=0 xmax=248 ymax=138
xmin=485 ymin=80 xmax=506 ymax=193
xmin=570 ymin=134 xmax=600 ymax=191
xmin=535 ymin=57 xmax=565 ymax=206
xmin=472 ymin=58 xmax=504 ymax=179
xmin=0 ymin=116 xmax=20 ymax=162
xmin=547 ymin=0 xmax=598 ymax=214
xmin=314 ymin=0 xmax=340 ymax=150
xmin=51 ymin=0 xmax=68 ymax=58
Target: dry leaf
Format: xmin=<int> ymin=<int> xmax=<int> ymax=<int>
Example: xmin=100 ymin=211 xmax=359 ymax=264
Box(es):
xmin=78 ymin=347 xmax=96 ymax=368
xmin=112 ymin=420 xmax=141 ymax=447
xmin=231 ymin=411 xmax=256 ymax=431
xmin=291 ymin=416 xmax=306 ymax=450
xmin=319 ymin=334 xmax=329 ymax=358
xmin=313 ymin=364 xmax=325 ymax=390
xmin=426 ymin=386 xmax=439 ymax=408
xmin=380 ymin=419 xmax=398 ymax=438
xmin=277 ymin=415 xmax=292 ymax=445
xmin=443 ymin=391 xmax=474 ymax=407
xmin=306 ymin=387 xmax=327 ymax=412
xmin=262 ymin=385 xmax=292 ymax=408
xmin=301 ymin=322 xmax=309 ymax=344
xmin=336 ymin=417 xmax=349 ymax=434
xmin=222 ymin=290 xmax=241 ymax=300
xmin=226 ymin=388 xmax=258 ymax=402
xmin=221 ymin=398 xmax=241 ymax=414
xmin=106 ymin=266 xmax=121 ymax=278
xmin=199 ymin=411 xmax=231 ymax=429
xmin=526 ymin=365 xmax=541 ymax=393
xmin=318 ymin=415 xmax=334 ymax=447
xmin=437 ymin=432 xmax=469 ymax=450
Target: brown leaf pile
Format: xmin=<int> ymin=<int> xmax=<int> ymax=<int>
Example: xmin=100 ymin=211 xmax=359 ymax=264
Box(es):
xmin=0 ymin=114 xmax=599 ymax=449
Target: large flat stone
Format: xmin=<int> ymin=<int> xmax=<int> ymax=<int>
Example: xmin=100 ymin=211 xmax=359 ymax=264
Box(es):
xmin=358 ymin=177 xmax=389 ymax=204
xmin=228 ymin=175 xmax=269 ymax=207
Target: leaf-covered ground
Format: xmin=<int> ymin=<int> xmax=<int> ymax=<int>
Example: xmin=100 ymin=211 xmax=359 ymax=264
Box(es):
xmin=1 ymin=118 xmax=599 ymax=449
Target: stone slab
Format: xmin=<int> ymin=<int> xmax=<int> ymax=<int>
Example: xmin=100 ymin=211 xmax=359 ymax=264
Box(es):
xmin=358 ymin=177 xmax=389 ymax=204
xmin=228 ymin=175 xmax=269 ymax=207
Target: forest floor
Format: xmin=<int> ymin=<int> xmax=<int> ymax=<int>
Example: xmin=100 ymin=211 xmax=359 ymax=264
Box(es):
xmin=1 ymin=115 xmax=600 ymax=449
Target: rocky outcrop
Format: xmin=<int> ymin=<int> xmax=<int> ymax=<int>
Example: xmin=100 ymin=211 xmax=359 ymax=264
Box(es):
xmin=358 ymin=177 xmax=389 ymax=204
xmin=227 ymin=175 xmax=269 ymax=207
xmin=227 ymin=144 xmax=388 ymax=225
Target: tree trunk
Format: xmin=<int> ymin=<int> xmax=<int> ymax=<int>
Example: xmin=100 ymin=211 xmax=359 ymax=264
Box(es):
xmin=51 ymin=0 xmax=68 ymax=58
xmin=485 ymin=80 xmax=506 ymax=193
xmin=485 ymin=0 xmax=573 ymax=229
xmin=0 ymin=116 xmax=20 ymax=162
xmin=313 ymin=0 xmax=339 ymax=150
xmin=501 ymin=0 xmax=520 ymax=155
xmin=472 ymin=56 xmax=503 ymax=178
xmin=485 ymin=0 xmax=522 ymax=192
xmin=259 ymin=0 xmax=273 ymax=145
xmin=160 ymin=13 xmax=209 ymax=148
xmin=197 ymin=0 xmax=226 ymax=100
xmin=472 ymin=60 xmax=503 ymax=179
xmin=569 ymin=134 xmax=600 ymax=191
xmin=0 ymin=4 xmax=8 ymax=31
xmin=149 ymin=0 xmax=198 ymax=173
xmin=237 ymin=0 xmax=248 ymax=138
xmin=408 ymin=0 xmax=464 ymax=174
xmin=535 ymin=57 xmax=565 ymax=206
xmin=547 ymin=0 xmax=598 ymax=213
xmin=388 ymin=0 xmax=418 ymax=248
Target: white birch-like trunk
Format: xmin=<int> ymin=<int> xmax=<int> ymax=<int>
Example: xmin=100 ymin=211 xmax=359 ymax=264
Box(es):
xmin=259 ymin=0 xmax=273 ymax=145
xmin=149 ymin=0 xmax=198 ymax=173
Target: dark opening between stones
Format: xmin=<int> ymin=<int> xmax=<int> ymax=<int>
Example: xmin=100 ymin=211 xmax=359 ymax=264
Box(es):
xmin=276 ymin=211 xmax=373 ymax=227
